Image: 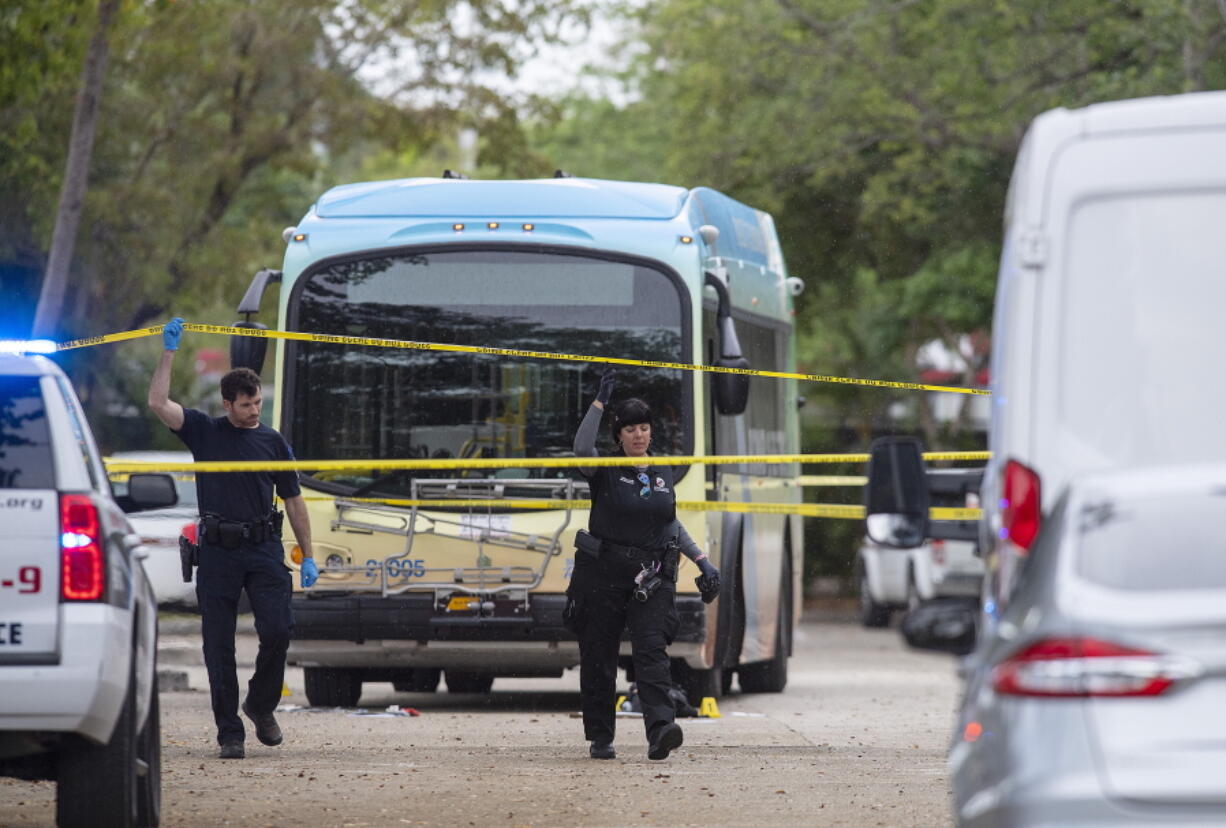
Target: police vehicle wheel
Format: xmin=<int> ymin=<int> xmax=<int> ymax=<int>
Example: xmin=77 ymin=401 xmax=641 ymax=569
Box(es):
xmin=57 ymin=657 xmax=139 ymax=827
xmin=304 ymin=667 xmax=362 ymax=707
xmin=392 ymin=668 xmax=441 ymax=693
xmin=135 ymin=680 xmax=162 ymax=826
xmin=445 ymin=670 xmax=494 ymax=694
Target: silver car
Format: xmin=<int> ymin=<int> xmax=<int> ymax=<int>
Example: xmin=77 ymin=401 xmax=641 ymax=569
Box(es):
xmin=109 ymin=451 xmax=198 ymax=607
xmin=946 ymin=465 xmax=1226 ymax=826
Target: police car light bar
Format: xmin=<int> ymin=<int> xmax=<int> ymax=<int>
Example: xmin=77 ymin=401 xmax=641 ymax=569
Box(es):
xmin=0 ymin=339 xmax=57 ymax=355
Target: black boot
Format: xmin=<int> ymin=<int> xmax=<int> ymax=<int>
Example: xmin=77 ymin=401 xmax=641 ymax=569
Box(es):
xmin=589 ymin=740 xmax=616 ymax=760
xmin=242 ymin=699 xmax=283 ymax=746
xmin=647 ymin=722 xmax=683 ymax=760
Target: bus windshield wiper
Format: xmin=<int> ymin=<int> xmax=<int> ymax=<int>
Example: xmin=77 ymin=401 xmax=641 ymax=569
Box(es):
xmin=348 ymin=469 xmax=414 ymax=498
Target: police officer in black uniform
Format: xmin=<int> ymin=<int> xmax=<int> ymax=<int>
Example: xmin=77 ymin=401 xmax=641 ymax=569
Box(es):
xmin=148 ymin=318 xmax=317 ymax=760
xmin=568 ymin=369 xmax=721 ymax=760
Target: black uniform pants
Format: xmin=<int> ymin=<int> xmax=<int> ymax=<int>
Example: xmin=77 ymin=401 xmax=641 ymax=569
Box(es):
xmin=568 ymin=550 xmax=680 ymax=745
xmin=196 ymin=538 xmax=293 ymax=744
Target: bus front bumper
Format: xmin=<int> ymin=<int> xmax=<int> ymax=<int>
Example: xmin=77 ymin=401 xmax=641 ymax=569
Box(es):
xmin=287 ymin=593 xmax=709 ymax=671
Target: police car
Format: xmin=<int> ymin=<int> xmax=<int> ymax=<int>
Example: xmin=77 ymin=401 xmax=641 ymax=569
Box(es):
xmin=0 ymin=345 xmax=176 ymax=827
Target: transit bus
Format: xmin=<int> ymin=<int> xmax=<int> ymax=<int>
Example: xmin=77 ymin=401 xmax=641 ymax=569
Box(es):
xmin=229 ymin=175 xmax=805 ymax=705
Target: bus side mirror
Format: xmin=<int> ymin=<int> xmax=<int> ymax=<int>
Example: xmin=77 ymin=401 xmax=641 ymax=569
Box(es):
xmin=864 ymin=436 xmax=929 ymax=548
xmin=230 ymin=322 xmax=269 ymax=374
xmin=229 ymin=268 xmax=281 ymax=375
xmin=705 ymin=270 xmax=750 ymax=416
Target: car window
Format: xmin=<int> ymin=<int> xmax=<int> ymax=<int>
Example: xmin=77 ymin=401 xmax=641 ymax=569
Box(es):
xmin=54 ymin=375 xmax=101 ymax=491
xmin=176 ymin=474 xmax=199 ymax=507
xmin=1076 ymin=490 xmax=1226 ymax=591
xmin=0 ymin=375 xmax=55 ymax=489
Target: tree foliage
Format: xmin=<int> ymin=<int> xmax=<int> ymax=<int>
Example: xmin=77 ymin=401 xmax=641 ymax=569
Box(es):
xmin=535 ymin=0 xmax=1226 ymax=441
xmin=1 ymin=0 xmax=586 ymax=445
xmin=530 ymin=0 xmax=1226 ymax=581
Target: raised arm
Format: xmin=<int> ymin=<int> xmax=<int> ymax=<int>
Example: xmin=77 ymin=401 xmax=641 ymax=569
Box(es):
xmin=147 ymin=318 xmax=185 ymax=431
xmin=573 ymin=368 xmax=615 ymax=476
xmin=573 ymin=403 xmax=603 ymax=477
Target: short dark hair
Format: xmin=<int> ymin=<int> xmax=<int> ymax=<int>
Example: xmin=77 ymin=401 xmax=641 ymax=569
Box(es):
xmin=220 ymin=367 xmax=261 ymax=402
xmin=609 ymin=397 xmax=652 ymax=441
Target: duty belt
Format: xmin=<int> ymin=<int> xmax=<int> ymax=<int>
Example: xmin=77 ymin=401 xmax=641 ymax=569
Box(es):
xmin=200 ymin=512 xmax=283 ymax=548
xmin=600 ymin=539 xmax=664 ymax=562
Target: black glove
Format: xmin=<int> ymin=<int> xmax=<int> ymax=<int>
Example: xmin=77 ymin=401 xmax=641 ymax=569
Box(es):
xmin=695 ymin=557 xmax=721 ymax=604
xmin=595 ymin=366 xmax=616 ymax=405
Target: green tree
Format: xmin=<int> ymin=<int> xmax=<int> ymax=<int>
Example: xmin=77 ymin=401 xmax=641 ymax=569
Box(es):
xmin=530 ymin=0 xmax=1226 ymax=585
xmin=2 ymin=0 xmax=588 ymax=445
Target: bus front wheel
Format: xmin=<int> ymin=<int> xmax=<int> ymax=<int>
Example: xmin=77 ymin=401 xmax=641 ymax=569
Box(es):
xmin=304 ymin=667 xmax=363 ymax=708
xmin=672 ymin=659 xmax=722 ymax=706
xmin=392 ymin=668 xmax=441 ymax=694
xmin=445 ymin=671 xmax=494 ymax=694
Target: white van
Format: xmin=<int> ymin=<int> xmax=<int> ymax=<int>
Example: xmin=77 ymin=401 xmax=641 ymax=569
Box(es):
xmin=981 ymin=91 xmax=1226 ymax=621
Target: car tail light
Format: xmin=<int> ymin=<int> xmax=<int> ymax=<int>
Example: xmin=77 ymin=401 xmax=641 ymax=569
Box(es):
xmin=181 ymin=522 xmax=198 ymax=544
xmin=61 ymin=494 xmax=104 ymax=601
xmin=991 ymin=637 xmax=1201 ymax=698
xmin=1000 ymin=459 xmax=1041 ymax=552
xmin=930 ymin=540 xmax=946 ymax=566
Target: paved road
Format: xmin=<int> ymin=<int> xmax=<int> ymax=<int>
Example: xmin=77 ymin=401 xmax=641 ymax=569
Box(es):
xmin=1 ymin=617 xmax=961 ymax=827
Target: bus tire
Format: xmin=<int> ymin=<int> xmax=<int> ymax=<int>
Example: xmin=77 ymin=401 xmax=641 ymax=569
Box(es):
xmin=304 ymin=667 xmax=362 ymax=707
xmin=392 ymin=668 xmax=441 ymax=694
xmin=740 ymin=553 xmax=792 ymax=694
xmin=445 ymin=671 xmax=494 ymax=694
xmin=672 ymin=659 xmax=723 ymax=706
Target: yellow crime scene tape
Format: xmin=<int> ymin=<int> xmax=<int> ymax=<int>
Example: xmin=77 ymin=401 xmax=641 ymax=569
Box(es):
xmin=103 ymin=451 xmax=990 ymax=474
xmin=85 ymin=322 xmax=989 ymax=522
xmin=105 ymin=452 xmax=989 ymax=522
xmin=57 ymin=322 xmax=990 ymax=396
xmin=798 ymin=475 xmax=867 ymax=487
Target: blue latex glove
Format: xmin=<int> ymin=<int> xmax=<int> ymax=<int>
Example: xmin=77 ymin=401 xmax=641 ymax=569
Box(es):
xmin=163 ymin=317 xmax=184 ymax=351
xmin=300 ymin=557 xmax=318 ymax=588
xmin=596 ymin=367 xmax=616 ymax=405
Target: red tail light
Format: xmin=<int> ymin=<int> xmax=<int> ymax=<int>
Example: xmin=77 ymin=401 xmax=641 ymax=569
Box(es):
xmin=930 ymin=540 xmax=946 ymax=566
xmin=991 ymin=637 xmax=1201 ymax=698
xmin=181 ymin=522 xmax=198 ymax=544
xmin=60 ymin=494 xmax=104 ymax=601
xmin=1001 ymin=459 xmax=1041 ymax=551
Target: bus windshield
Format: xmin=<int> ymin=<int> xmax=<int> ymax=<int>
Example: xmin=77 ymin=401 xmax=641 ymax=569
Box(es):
xmin=287 ymin=248 xmax=688 ymax=496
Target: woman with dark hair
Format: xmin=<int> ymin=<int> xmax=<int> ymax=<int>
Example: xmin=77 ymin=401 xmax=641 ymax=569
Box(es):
xmin=566 ymin=368 xmax=721 ymax=761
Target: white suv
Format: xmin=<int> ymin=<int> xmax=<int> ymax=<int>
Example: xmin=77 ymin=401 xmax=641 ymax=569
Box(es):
xmin=857 ymin=472 xmax=983 ymax=628
xmin=856 ymin=536 xmax=982 ymax=627
xmin=0 ymin=350 xmax=176 ymax=827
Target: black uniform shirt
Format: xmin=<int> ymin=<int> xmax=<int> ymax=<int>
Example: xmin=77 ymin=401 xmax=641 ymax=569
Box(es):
xmin=586 ymin=462 xmax=678 ymax=551
xmin=173 ymin=408 xmax=300 ymax=522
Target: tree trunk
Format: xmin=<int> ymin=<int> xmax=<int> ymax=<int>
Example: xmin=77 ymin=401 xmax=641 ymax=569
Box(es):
xmin=31 ymin=0 xmax=120 ymax=338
